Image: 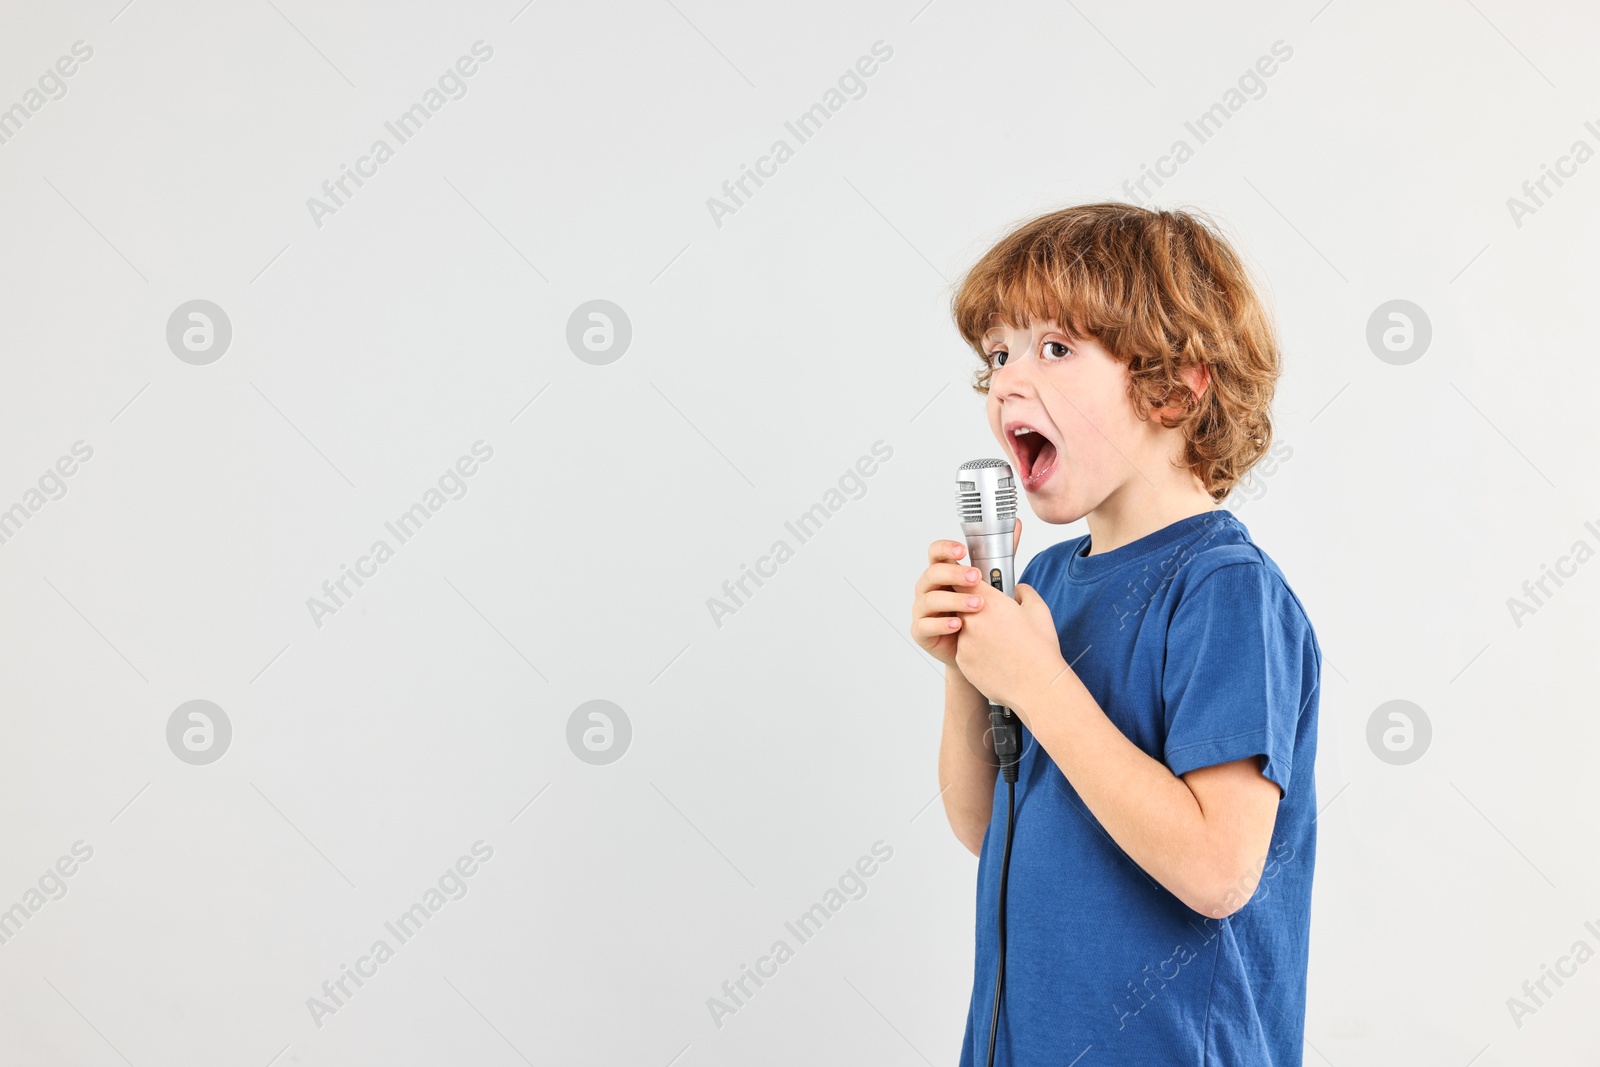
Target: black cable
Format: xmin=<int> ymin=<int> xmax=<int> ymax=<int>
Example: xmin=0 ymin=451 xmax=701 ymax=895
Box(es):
xmin=986 ymin=704 xmax=1020 ymax=1067
xmin=986 ymin=778 xmax=1015 ymax=1067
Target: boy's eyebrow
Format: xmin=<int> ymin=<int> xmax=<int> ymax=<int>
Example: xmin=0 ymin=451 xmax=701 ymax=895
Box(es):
xmin=984 ymin=322 xmax=1058 ymax=342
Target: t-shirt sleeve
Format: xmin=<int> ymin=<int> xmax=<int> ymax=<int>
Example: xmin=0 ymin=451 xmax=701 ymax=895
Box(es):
xmin=1161 ymin=562 xmax=1309 ymax=794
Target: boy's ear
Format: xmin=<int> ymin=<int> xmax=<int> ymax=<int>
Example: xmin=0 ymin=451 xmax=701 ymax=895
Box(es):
xmin=1180 ymin=362 xmax=1210 ymax=400
xmin=1151 ymin=363 xmax=1210 ymax=419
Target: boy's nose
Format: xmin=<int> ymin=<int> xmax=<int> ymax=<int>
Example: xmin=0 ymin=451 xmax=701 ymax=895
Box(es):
xmin=991 ymin=354 xmax=1036 ymax=399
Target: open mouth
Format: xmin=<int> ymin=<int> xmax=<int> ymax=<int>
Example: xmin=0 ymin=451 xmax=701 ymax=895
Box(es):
xmin=1008 ymin=423 xmax=1060 ymax=491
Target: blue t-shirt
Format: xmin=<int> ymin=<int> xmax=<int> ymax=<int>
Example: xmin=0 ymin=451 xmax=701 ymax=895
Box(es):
xmin=959 ymin=509 xmax=1321 ymax=1067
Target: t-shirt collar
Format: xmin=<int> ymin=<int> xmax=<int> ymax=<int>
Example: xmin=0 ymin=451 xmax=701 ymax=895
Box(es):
xmin=1066 ymin=508 xmax=1239 ymax=583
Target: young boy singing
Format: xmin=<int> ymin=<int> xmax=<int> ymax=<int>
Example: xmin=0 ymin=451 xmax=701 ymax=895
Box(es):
xmin=910 ymin=203 xmax=1322 ymax=1066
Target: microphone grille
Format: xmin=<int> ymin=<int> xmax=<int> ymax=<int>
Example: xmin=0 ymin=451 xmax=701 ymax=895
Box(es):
xmin=995 ymin=482 xmax=1017 ymax=519
xmin=957 ymin=483 xmax=982 ymax=524
xmin=955 ymin=458 xmax=1017 ymax=524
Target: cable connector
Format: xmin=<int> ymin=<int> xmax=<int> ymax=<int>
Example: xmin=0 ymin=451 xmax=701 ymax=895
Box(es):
xmin=989 ymin=702 xmax=1020 ymax=783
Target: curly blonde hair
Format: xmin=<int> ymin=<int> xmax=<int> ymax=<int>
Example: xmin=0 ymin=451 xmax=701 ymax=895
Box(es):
xmin=951 ymin=202 xmax=1280 ymax=503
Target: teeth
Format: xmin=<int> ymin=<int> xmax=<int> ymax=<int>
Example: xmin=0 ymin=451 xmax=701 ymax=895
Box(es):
xmin=1012 ymin=427 xmax=1036 ymax=436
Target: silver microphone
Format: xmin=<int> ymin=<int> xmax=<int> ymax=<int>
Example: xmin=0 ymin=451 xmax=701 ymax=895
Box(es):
xmin=957 ymin=458 xmax=1019 ymax=597
xmin=956 ymin=458 xmax=1021 ymax=781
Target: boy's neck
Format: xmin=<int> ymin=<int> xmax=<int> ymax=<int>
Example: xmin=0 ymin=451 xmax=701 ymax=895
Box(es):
xmin=1083 ymin=481 xmax=1218 ymax=556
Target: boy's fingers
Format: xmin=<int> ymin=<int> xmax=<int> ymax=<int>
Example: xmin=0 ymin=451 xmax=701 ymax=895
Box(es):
xmin=929 ymin=538 xmax=966 ymax=564
xmin=914 ymin=616 xmax=962 ymax=639
xmin=924 ymin=589 xmax=986 ymax=614
xmin=917 ymin=562 xmax=983 ymax=595
xmin=1013 ymin=516 xmax=1022 ymax=556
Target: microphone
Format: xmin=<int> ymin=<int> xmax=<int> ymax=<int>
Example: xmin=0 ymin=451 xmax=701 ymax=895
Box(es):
xmin=956 ymin=458 xmax=1021 ymax=783
xmin=959 ymin=458 xmax=1023 ymax=1067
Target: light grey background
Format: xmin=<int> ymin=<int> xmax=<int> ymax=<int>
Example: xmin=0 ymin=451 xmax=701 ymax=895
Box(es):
xmin=1 ymin=0 xmax=1596 ymax=1064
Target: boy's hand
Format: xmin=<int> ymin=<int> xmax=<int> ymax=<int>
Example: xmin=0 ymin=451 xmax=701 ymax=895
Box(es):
xmin=952 ymin=520 xmax=1069 ymax=711
xmin=910 ymin=520 xmax=1025 ymax=670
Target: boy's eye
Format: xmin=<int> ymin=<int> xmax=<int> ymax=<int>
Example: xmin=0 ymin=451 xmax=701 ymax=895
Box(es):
xmin=986 ymin=342 xmax=1069 ymax=367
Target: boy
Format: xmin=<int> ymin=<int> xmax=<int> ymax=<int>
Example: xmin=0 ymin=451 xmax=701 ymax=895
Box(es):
xmin=909 ymin=203 xmax=1321 ymax=1066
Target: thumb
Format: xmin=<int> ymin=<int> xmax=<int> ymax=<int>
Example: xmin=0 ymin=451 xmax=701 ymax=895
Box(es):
xmin=1016 ymin=582 xmax=1050 ymax=614
xmin=1013 ymin=515 xmax=1023 ymax=556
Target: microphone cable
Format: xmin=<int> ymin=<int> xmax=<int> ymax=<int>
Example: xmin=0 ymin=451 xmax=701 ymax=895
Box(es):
xmin=987 ymin=704 xmax=1020 ymax=1067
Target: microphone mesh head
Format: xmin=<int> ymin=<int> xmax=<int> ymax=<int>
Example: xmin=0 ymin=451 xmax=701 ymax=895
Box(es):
xmin=956 ymin=458 xmax=1017 ymax=525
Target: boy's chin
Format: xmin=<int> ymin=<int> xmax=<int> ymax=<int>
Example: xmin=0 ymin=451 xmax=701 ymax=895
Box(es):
xmin=1026 ymin=488 xmax=1090 ymax=526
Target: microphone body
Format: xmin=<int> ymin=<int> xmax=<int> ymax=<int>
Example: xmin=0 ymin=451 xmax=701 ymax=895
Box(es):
xmin=956 ymin=458 xmax=1022 ymax=782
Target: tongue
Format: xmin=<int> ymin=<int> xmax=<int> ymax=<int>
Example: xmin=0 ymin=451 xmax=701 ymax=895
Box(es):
xmin=1032 ymin=438 xmax=1057 ymax=478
